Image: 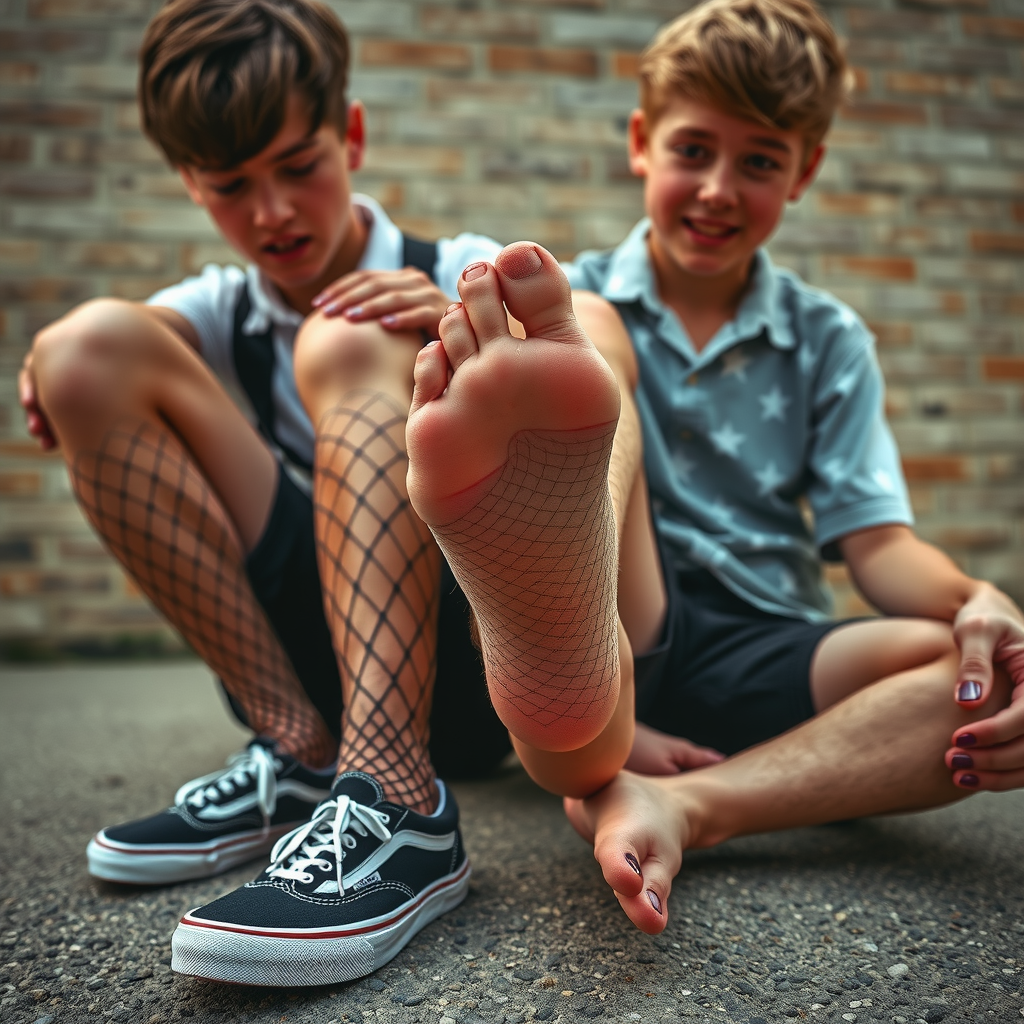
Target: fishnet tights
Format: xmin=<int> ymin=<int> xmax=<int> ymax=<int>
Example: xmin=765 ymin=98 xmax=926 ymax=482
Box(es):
xmin=314 ymin=392 xmax=440 ymax=813
xmin=71 ymin=420 xmax=337 ymax=768
xmin=434 ymin=425 xmax=619 ymax=735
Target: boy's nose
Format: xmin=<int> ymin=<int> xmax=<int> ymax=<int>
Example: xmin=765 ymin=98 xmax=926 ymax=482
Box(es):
xmin=696 ymin=163 xmax=738 ymax=209
xmin=252 ymin=184 xmax=293 ymax=227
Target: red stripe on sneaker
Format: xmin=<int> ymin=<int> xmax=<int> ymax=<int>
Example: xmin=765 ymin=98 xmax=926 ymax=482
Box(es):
xmin=92 ymin=824 xmax=294 ymax=857
xmin=181 ymin=859 xmax=470 ymax=939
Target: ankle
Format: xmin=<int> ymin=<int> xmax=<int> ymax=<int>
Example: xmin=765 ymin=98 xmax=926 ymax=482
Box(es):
xmin=674 ymin=775 xmax=737 ymax=851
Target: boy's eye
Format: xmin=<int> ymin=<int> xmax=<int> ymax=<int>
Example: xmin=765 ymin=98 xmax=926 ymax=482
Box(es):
xmin=746 ymin=154 xmax=781 ymax=172
xmin=284 ymin=160 xmax=317 ymax=177
xmin=210 ymin=178 xmax=244 ymax=196
xmin=675 ymin=143 xmax=710 ymax=160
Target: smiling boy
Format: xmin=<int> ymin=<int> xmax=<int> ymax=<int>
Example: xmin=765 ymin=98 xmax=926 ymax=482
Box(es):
xmin=558 ymin=0 xmax=1024 ymax=931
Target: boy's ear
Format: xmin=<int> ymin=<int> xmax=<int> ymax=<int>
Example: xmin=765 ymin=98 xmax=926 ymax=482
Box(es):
xmin=345 ymin=100 xmax=366 ymax=173
xmin=789 ymin=144 xmax=825 ymax=202
xmin=627 ymin=108 xmax=649 ymax=178
xmin=177 ymin=166 xmax=206 ymax=207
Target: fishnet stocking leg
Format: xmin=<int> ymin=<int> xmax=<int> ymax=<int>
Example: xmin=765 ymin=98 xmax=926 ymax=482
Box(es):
xmin=71 ymin=419 xmax=337 ymax=768
xmin=433 ymin=424 xmax=619 ymax=747
xmin=314 ymin=392 xmax=440 ymax=813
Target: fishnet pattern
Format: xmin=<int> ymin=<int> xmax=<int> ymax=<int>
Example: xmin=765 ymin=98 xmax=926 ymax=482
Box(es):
xmin=435 ymin=425 xmax=619 ymax=731
xmin=71 ymin=421 xmax=337 ymax=768
xmin=314 ymin=393 xmax=440 ymax=813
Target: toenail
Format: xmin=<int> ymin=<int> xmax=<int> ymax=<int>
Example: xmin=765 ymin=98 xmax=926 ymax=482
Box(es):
xmin=951 ymin=753 xmax=973 ymax=769
xmin=957 ymin=680 xmax=982 ymax=702
xmin=462 ymin=262 xmax=488 ymax=282
xmin=499 ymin=245 xmax=543 ymax=280
xmin=444 ymin=302 xmax=463 ymax=315
xmin=625 ymin=852 xmax=642 ymax=877
xmin=958 ymin=773 xmax=979 ymax=788
xmin=646 ymin=889 xmax=662 ymax=915
xmin=955 ymin=733 xmax=977 ymax=748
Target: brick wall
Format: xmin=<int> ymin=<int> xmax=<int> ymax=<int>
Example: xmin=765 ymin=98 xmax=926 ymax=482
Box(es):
xmin=1 ymin=0 xmax=1022 ymax=652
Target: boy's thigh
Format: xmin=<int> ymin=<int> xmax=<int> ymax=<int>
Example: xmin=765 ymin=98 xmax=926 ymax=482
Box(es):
xmin=243 ymin=465 xmax=510 ymax=774
xmin=635 ymin=569 xmax=848 ymax=756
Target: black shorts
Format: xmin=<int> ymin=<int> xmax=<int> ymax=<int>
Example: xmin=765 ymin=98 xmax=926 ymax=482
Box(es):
xmin=241 ymin=467 xmax=512 ymax=779
xmin=633 ymin=560 xmax=851 ymax=756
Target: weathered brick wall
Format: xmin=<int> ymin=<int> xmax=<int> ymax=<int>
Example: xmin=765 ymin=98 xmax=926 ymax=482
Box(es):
xmin=1 ymin=0 xmax=1022 ymax=652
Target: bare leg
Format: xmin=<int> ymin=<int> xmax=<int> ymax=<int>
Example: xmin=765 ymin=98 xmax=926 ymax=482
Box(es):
xmin=407 ymin=245 xmax=648 ymax=796
xmin=31 ymin=299 xmax=337 ymax=767
xmin=295 ymin=315 xmax=441 ymax=813
xmin=566 ymin=649 xmax=1011 ymax=933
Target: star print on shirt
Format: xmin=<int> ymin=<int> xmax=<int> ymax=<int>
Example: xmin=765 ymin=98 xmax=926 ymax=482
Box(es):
xmin=674 ymin=450 xmax=696 ymax=482
xmin=710 ymin=421 xmax=746 ymax=458
xmin=759 ymin=385 xmax=791 ymax=422
xmin=721 ymin=348 xmax=751 ymax=381
xmin=754 ymin=460 xmax=785 ymax=496
xmin=822 ymin=457 xmax=845 ymax=484
xmin=872 ymin=468 xmax=896 ymax=494
xmin=708 ymin=498 xmax=737 ymax=525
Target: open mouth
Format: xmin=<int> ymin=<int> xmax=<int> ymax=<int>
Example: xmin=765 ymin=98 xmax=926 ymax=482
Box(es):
xmin=262 ymin=236 xmax=312 ymax=257
xmin=682 ymin=218 xmax=740 ymax=243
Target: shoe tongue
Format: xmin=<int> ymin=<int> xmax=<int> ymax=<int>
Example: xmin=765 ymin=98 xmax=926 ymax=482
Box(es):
xmin=329 ymin=771 xmax=384 ymax=807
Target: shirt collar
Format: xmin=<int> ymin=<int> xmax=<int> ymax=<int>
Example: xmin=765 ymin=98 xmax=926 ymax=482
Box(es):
xmin=598 ymin=219 xmax=797 ymax=354
xmin=241 ymin=193 xmax=402 ymax=336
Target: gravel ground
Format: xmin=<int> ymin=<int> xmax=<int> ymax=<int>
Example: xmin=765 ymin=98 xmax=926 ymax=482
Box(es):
xmin=2 ymin=661 xmax=1024 ymax=1024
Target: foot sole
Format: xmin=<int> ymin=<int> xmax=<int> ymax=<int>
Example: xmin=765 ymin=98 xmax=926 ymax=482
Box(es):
xmin=170 ymin=859 xmax=471 ymax=986
xmin=86 ymin=822 xmax=299 ymax=885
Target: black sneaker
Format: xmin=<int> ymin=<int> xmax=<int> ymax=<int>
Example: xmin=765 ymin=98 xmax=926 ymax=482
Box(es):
xmin=86 ymin=740 xmax=335 ymax=885
xmin=170 ymin=771 xmax=470 ymax=986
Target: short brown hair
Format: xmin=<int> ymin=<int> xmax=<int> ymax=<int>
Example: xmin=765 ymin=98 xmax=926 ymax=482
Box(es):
xmin=140 ymin=0 xmax=350 ymax=169
xmin=639 ymin=0 xmax=848 ymax=150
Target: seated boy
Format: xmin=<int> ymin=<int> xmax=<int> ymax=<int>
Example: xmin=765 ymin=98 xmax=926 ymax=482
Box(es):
xmin=20 ymin=0 xmax=638 ymax=985
xmin=549 ymin=0 xmax=1024 ymax=931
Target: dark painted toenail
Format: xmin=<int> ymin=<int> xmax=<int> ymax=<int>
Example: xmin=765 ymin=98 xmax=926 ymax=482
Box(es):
xmin=444 ymin=302 xmax=462 ymax=315
xmin=499 ymin=245 xmax=543 ymax=279
xmin=625 ymin=852 xmax=642 ymax=877
xmin=958 ymin=773 xmax=979 ymax=788
xmin=956 ymin=733 xmax=977 ymax=747
xmin=957 ymin=680 xmax=982 ymax=702
xmin=646 ymin=889 xmax=662 ymax=915
xmin=462 ymin=263 xmax=487 ymax=282
xmin=951 ymin=753 xmax=973 ymax=769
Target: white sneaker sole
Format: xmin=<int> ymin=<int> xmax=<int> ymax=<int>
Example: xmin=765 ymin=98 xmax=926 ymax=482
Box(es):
xmin=86 ymin=823 xmax=299 ymax=885
xmin=170 ymin=858 xmax=471 ymax=986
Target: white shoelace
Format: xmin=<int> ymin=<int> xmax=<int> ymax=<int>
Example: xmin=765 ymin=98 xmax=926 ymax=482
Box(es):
xmin=175 ymin=744 xmax=280 ymax=825
xmin=267 ymin=795 xmax=392 ymax=895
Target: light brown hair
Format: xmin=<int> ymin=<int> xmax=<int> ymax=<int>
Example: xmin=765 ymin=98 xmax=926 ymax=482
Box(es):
xmin=140 ymin=0 xmax=350 ymax=169
xmin=639 ymin=0 xmax=848 ymax=150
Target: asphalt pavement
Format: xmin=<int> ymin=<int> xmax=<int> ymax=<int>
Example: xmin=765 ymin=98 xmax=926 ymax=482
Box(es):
xmin=2 ymin=661 xmax=1023 ymax=1024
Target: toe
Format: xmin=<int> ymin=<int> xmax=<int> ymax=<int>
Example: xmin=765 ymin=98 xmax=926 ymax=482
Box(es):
xmin=457 ymin=261 xmax=512 ymax=347
xmin=410 ymin=341 xmax=450 ymax=416
xmin=438 ymin=301 xmax=479 ymax=371
xmin=494 ymin=242 xmax=584 ymax=345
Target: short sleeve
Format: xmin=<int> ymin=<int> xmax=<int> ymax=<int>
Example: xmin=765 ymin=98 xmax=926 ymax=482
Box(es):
xmin=806 ymin=329 xmax=914 ymax=559
xmin=146 ymin=264 xmax=246 ymax=380
xmin=434 ymin=233 xmax=503 ymax=299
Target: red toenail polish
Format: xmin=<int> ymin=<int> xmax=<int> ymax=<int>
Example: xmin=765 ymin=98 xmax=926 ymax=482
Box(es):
xmin=445 ymin=302 xmax=462 ymax=315
xmin=646 ymin=890 xmax=662 ymax=915
xmin=462 ymin=263 xmax=487 ymax=282
xmin=625 ymin=852 xmax=642 ymax=877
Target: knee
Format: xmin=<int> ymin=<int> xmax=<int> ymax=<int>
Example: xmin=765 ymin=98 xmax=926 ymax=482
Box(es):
xmin=293 ymin=311 xmax=418 ymax=414
xmin=32 ymin=298 xmax=142 ymax=423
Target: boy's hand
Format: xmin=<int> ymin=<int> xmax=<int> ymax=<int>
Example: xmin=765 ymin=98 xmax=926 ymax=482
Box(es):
xmin=312 ymin=268 xmax=450 ymax=339
xmin=625 ymin=722 xmax=724 ymax=775
xmin=946 ymin=582 xmax=1024 ymax=791
xmin=18 ymin=351 xmax=58 ymax=450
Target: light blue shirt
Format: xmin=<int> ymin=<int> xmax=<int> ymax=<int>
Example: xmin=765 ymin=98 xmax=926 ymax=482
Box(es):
xmin=564 ymin=219 xmax=913 ymax=622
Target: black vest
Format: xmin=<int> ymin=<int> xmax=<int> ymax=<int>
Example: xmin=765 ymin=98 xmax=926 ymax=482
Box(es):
xmin=231 ymin=234 xmax=439 ymax=473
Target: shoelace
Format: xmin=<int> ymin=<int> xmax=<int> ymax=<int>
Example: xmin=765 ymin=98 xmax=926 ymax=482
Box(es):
xmin=175 ymin=744 xmax=280 ymax=826
xmin=267 ymin=794 xmax=392 ymax=895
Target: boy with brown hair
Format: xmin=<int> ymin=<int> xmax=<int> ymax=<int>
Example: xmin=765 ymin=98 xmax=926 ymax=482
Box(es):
xmin=19 ymin=0 xmax=640 ymax=985
xmin=545 ymin=0 xmax=1024 ymax=931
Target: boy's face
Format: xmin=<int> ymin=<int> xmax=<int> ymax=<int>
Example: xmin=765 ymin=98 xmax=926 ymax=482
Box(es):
xmin=629 ymin=96 xmax=823 ymax=288
xmin=179 ymin=93 xmax=366 ymax=307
